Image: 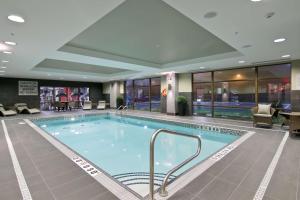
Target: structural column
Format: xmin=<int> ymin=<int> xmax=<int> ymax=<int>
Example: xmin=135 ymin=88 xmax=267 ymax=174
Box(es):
xmin=166 ymin=72 xmax=178 ymax=115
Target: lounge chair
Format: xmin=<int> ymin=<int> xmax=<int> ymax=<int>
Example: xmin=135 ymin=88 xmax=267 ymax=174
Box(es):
xmin=97 ymin=101 xmax=106 ymax=110
xmin=0 ymin=104 xmax=17 ymax=116
xmin=251 ymin=104 xmax=276 ymax=127
xmin=83 ymin=101 xmax=92 ymax=110
xmin=14 ymin=103 xmax=40 ymax=114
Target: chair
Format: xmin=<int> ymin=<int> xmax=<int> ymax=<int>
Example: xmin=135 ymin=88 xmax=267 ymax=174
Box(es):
xmin=68 ymin=101 xmax=75 ymax=111
xmin=14 ymin=103 xmax=40 ymax=114
xmin=83 ymin=101 xmax=92 ymax=110
xmin=251 ymin=104 xmax=276 ymax=127
xmin=97 ymin=101 xmax=106 ymax=110
xmin=0 ymin=104 xmax=17 ymax=116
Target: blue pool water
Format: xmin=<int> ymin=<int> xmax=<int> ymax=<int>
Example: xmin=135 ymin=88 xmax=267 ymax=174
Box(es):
xmin=34 ymin=114 xmax=239 ymax=188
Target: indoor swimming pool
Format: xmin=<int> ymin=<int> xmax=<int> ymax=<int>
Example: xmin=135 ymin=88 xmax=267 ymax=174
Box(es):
xmin=33 ymin=114 xmax=242 ymax=197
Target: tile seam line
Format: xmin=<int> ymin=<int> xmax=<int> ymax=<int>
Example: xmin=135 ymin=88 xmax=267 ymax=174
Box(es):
xmin=253 ymin=131 xmax=289 ymax=200
xmin=11 ymin=119 xmax=58 ymax=200
xmin=296 ymin=157 xmax=300 ymax=200
xmin=1 ymin=119 xmax=33 ymax=200
xmin=224 ymin=137 xmax=279 ymax=200
xmin=188 ymin=150 xmax=246 ymax=200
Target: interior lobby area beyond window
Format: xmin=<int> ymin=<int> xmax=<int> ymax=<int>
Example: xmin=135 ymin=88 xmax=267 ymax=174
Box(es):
xmin=192 ymin=64 xmax=291 ymax=120
xmin=125 ymin=78 xmax=161 ymax=112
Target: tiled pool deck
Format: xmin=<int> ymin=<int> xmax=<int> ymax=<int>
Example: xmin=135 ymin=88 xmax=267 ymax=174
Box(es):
xmin=0 ymin=109 xmax=298 ymax=200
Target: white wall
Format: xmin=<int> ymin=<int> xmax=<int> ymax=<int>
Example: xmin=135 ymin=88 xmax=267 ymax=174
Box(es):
xmin=291 ymin=60 xmax=300 ymax=90
xmin=166 ymin=73 xmax=178 ymax=114
xmin=178 ymin=73 xmax=192 ymax=92
xmin=109 ymin=81 xmax=121 ymax=108
xmin=119 ymin=81 xmax=124 ymax=94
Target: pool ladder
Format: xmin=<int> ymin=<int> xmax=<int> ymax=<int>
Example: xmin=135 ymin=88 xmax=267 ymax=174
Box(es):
xmin=116 ymin=105 xmax=128 ymax=116
xmin=149 ymin=129 xmax=202 ymax=200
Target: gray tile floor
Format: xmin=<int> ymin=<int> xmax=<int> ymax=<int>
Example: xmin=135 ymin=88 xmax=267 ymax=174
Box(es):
xmin=0 ymin=110 xmax=299 ymax=200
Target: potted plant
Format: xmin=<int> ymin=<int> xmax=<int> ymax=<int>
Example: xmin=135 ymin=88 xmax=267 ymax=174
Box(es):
xmin=177 ymin=96 xmax=187 ymax=116
xmin=116 ymin=96 xmax=124 ymax=108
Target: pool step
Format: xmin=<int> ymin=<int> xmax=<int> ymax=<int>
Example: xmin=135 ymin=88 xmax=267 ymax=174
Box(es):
xmin=113 ymin=172 xmax=176 ymax=186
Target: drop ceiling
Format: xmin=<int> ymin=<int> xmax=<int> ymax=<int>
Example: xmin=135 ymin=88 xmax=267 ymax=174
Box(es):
xmin=0 ymin=0 xmax=299 ymax=82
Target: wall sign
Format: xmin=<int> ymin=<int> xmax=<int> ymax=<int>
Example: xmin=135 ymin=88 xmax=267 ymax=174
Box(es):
xmin=18 ymin=81 xmax=38 ymax=96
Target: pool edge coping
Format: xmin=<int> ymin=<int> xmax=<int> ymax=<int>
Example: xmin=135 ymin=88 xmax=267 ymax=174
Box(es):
xmin=24 ymin=118 xmax=141 ymax=200
xmin=25 ymin=112 xmax=263 ymax=200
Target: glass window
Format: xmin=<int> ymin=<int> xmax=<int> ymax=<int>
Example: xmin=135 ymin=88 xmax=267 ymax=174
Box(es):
xmin=150 ymin=78 xmax=161 ymax=112
xmin=258 ymin=64 xmax=291 ymax=110
xmin=125 ymin=80 xmax=134 ymax=109
xmin=214 ymin=81 xmax=255 ymax=119
xmin=40 ymin=87 xmax=54 ymax=110
xmin=134 ymin=79 xmax=150 ymax=111
xmin=192 ymin=72 xmax=213 ymax=117
xmin=40 ymin=86 xmax=89 ymax=111
xmin=214 ymin=68 xmax=255 ymax=82
xmin=193 ymin=72 xmax=211 ymax=82
xmin=79 ymin=87 xmax=90 ymax=102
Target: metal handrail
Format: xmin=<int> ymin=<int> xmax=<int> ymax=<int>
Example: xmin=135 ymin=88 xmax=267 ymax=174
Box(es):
xmin=116 ymin=105 xmax=128 ymax=116
xmin=149 ymin=129 xmax=201 ymax=200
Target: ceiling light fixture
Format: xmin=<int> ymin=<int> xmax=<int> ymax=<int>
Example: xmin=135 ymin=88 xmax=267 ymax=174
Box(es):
xmin=204 ymin=11 xmax=218 ymax=19
xmin=281 ymin=54 xmax=291 ymax=58
xmin=2 ymin=60 xmax=9 ymax=63
xmin=2 ymin=51 xmax=12 ymax=54
xmin=199 ymin=67 xmax=205 ymax=69
xmin=8 ymin=15 xmax=25 ymax=23
xmin=0 ymin=43 xmax=9 ymax=51
xmin=1 ymin=66 xmax=7 ymax=69
xmin=265 ymin=12 xmax=275 ymax=19
xmin=0 ymin=70 xmax=5 ymax=73
xmin=242 ymin=44 xmax=252 ymax=48
xmin=274 ymin=38 xmax=286 ymax=43
xmin=4 ymin=41 xmax=17 ymax=46
xmin=238 ymin=60 xmax=246 ymax=64
xmin=251 ymin=0 xmax=262 ymax=2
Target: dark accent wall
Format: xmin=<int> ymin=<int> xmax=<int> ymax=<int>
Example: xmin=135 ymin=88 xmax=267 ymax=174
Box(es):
xmin=0 ymin=77 xmax=103 ymax=109
xmin=160 ymin=96 xmax=166 ymax=113
xmin=103 ymin=94 xmax=110 ymax=108
xmin=291 ymin=90 xmax=300 ymax=111
xmin=178 ymin=92 xmax=192 ymax=116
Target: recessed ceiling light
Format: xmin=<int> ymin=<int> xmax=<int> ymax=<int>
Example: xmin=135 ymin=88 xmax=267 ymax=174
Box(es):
xmin=274 ymin=38 xmax=286 ymax=43
xmin=281 ymin=54 xmax=291 ymax=58
xmin=2 ymin=60 xmax=9 ymax=63
xmin=1 ymin=66 xmax=7 ymax=69
xmin=204 ymin=11 xmax=218 ymax=19
xmin=8 ymin=15 xmax=25 ymax=23
xmin=0 ymin=70 xmax=5 ymax=73
xmin=2 ymin=51 xmax=12 ymax=54
xmin=238 ymin=60 xmax=246 ymax=64
xmin=4 ymin=41 xmax=17 ymax=46
xmin=199 ymin=67 xmax=205 ymax=69
xmin=242 ymin=44 xmax=252 ymax=48
xmin=251 ymin=0 xmax=262 ymax=2
xmin=0 ymin=43 xmax=9 ymax=51
xmin=265 ymin=12 xmax=275 ymax=19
